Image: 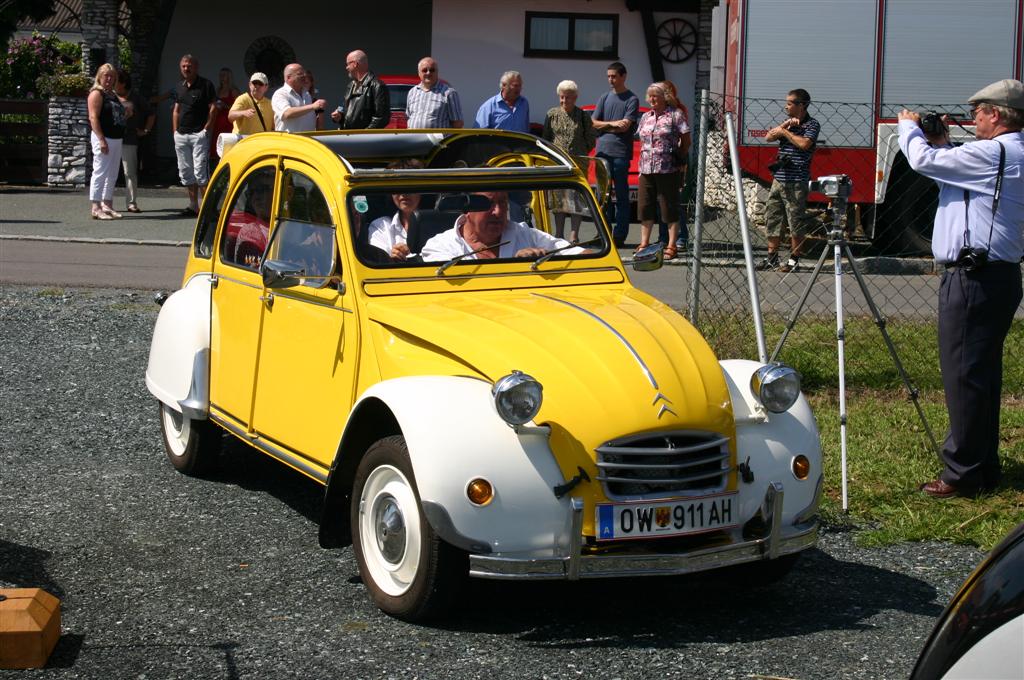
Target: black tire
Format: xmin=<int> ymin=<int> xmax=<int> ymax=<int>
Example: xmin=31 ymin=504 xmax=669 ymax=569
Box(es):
xmin=350 ymin=435 xmax=465 ymax=621
xmin=157 ymin=401 xmax=221 ymax=476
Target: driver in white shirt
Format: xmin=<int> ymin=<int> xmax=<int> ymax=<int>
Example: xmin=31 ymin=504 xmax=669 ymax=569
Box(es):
xmin=420 ymin=191 xmax=578 ymax=261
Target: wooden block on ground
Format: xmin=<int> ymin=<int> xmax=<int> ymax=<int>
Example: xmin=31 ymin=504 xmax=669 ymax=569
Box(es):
xmin=0 ymin=588 xmax=61 ymax=669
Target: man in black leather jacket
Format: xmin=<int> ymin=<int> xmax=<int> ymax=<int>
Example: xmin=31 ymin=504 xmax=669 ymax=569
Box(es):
xmin=331 ymin=49 xmax=390 ymax=129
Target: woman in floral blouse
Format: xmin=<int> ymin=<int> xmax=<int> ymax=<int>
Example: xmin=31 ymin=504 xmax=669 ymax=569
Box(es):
xmin=635 ymin=83 xmax=690 ymax=258
xmin=542 ymin=80 xmax=597 ymax=241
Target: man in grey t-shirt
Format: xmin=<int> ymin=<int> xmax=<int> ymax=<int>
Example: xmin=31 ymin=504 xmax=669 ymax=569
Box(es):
xmin=591 ymin=61 xmax=639 ymax=247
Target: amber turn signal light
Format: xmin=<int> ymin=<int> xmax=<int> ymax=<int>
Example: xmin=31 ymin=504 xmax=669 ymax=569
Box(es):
xmin=466 ymin=478 xmax=494 ymax=506
xmin=792 ymin=455 xmax=811 ymax=480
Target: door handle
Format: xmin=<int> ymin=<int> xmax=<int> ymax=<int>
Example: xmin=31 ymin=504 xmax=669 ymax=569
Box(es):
xmin=259 ymin=292 xmax=274 ymax=308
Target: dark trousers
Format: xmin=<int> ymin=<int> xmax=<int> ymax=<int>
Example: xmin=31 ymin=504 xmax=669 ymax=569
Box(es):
xmin=937 ymin=262 xmax=1022 ymax=489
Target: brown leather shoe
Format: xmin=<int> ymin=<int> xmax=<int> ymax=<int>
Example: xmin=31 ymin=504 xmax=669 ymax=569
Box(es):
xmin=919 ymin=479 xmax=959 ymax=498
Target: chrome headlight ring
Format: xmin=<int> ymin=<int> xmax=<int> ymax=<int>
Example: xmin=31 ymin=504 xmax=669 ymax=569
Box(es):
xmin=492 ymin=370 xmax=543 ymax=426
xmin=751 ymin=363 xmax=802 ymax=413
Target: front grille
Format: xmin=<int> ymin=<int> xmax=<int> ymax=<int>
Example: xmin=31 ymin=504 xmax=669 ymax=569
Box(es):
xmin=596 ymin=431 xmax=731 ymax=499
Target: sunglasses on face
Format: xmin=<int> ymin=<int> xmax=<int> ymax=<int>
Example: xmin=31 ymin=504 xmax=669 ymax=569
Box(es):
xmin=421 ymin=68 xmax=436 ymax=73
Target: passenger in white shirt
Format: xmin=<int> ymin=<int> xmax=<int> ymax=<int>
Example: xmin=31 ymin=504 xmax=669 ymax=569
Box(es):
xmin=367 ymin=192 xmax=421 ymax=260
xmin=421 ymin=191 xmax=577 ymax=261
xmin=272 ymin=63 xmax=326 ymax=132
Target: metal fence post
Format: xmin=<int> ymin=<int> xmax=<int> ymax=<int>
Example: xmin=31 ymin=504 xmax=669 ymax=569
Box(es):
xmin=724 ymin=111 xmax=768 ymax=364
xmin=689 ymin=89 xmax=711 ymax=326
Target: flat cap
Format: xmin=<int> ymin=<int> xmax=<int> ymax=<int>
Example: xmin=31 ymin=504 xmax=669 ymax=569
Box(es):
xmin=968 ymin=79 xmax=1024 ymax=110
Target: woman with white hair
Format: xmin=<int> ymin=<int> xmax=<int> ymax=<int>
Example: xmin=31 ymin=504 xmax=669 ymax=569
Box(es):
xmin=86 ymin=63 xmax=126 ymax=219
xmin=541 ymin=80 xmax=597 ymax=240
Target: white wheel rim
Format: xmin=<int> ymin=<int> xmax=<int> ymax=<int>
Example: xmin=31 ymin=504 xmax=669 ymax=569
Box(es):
xmin=358 ymin=464 xmax=421 ymax=596
xmin=161 ymin=404 xmax=190 ymax=457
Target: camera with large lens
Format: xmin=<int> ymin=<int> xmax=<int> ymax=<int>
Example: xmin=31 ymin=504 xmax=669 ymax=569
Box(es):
xmin=956 ymin=245 xmax=988 ymax=271
xmin=921 ymin=112 xmax=947 ymax=136
xmin=808 ymin=174 xmax=852 ymax=199
xmin=767 ymin=155 xmax=790 ymax=174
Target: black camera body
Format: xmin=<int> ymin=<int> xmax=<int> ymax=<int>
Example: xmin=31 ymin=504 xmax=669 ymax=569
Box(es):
xmin=767 ymin=155 xmax=790 ymax=174
xmin=956 ymin=246 xmax=989 ymax=271
xmin=921 ymin=112 xmax=947 ymax=136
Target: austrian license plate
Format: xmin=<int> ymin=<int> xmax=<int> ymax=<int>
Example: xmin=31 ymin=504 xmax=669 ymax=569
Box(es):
xmin=596 ymin=492 xmax=738 ymax=541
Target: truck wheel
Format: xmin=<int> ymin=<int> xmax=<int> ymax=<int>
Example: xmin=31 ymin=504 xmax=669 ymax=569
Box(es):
xmin=158 ymin=402 xmax=221 ymax=476
xmin=873 ymin=154 xmax=936 ymax=255
xmin=351 ymin=435 xmax=464 ymax=621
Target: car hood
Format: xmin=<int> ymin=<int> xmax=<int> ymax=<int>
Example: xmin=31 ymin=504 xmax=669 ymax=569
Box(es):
xmin=364 ymin=286 xmax=735 ymax=444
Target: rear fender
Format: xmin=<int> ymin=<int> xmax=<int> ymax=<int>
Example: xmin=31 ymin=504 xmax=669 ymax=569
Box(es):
xmin=145 ymin=274 xmax=212 ymax=419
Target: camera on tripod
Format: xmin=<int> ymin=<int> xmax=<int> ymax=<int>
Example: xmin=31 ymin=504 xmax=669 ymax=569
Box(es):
xmin=808 ymin=174 xmax=852 ymax=199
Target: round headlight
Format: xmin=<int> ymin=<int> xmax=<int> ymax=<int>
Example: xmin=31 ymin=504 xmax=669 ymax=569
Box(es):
xmin=492 ymin=371 xmax=543 ymax=425
xmin=751 ymin=364 xmax=801 ymax=413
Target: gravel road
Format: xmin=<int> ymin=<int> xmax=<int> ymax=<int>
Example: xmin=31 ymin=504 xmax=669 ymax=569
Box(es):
xmin=0 ymin=285 xmax=985 ymax=679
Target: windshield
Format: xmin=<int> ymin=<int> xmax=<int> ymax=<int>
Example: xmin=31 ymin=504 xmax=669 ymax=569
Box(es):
xmin=349 ymin=183 xmax=610 ymax=268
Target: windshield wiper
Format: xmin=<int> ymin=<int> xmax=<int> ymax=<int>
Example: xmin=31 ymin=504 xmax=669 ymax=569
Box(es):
xmin=435 ymin=240 xmax=511 ymax=276
xmin=530 ymin=238 xmax=602 ymax=271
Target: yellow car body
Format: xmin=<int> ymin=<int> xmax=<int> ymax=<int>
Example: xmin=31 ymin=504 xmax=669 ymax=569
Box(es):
xmin=146 ymin=129 xmax=821 ymax=621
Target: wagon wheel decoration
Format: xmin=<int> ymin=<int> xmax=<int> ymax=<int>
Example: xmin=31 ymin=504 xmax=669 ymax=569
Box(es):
xmin=657 ymin=18 xmax=698 ymax=64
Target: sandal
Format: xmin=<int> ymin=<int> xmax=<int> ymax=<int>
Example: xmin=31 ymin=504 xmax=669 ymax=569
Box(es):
xmin=634 ymin=243 xmax=650 ymax=253
xmin=102 ymin=207 xmax=123 ymax=219
xmin=91 ymin=210 xmax=113 ymax=220
xmin=664 ymin=246 xmax=677 ymax=260
xmin=126 ymin=204 xmax=141 ymax=213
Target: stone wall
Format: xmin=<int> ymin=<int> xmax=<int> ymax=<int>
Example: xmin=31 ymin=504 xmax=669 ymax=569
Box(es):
xmin=81 ymin=0 xmax=120 ymax=74
xmin=47 ymin=97 xmax=90 ymax=187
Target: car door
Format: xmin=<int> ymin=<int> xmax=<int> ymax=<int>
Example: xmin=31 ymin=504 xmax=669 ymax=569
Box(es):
xmin=209 ymin=164 xmax=278 ymax=428
xmin=250 ymin=161 xmax=359 ymax=468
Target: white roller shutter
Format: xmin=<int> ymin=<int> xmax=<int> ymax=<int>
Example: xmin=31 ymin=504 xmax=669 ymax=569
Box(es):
xmin=881 ymin=0 xmax=1021 ymax=116
xmin=741 ymin=0 xmax=878 ymax=147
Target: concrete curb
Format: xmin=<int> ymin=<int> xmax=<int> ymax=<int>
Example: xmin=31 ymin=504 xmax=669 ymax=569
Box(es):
xmin=0 ymin=234 xmax=189 ymax=247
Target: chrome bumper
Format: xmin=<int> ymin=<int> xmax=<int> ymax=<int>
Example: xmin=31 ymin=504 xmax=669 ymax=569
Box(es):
xmin=468 ymin=481 xmax=819 ymax=580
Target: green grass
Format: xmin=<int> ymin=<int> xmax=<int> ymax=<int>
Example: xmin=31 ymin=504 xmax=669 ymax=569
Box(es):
xmin=697 ymin=313 xmax=1024 ymax=549
xmin=810 ymin=390 xmax=1024 ymax=550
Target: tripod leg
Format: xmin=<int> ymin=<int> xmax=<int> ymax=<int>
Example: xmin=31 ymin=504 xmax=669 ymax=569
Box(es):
xmin=841 ymin=243 xmax=942 ymax=462
xmin=834 ymin=241 xmax=850 ymax=512
xmin=769 ymin=246 xmax=831 ymax=363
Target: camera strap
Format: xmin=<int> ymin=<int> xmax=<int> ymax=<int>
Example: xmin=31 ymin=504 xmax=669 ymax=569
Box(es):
xmin=961 ymin=141 xmax=1006 ymax=249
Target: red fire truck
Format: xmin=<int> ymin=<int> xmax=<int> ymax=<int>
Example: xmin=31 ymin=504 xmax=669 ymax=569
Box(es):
xmin=713 ymin=0 xmax=1023 ymax=253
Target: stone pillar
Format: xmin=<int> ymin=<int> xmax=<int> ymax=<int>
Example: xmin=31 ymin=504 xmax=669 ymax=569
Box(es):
xmin=696 ymin=0 xmax=719 ymax=92
xmin=47 ymin=97 xmax=90 ymax=187
xmin=81 ymin=0 xmax=120 ymax=74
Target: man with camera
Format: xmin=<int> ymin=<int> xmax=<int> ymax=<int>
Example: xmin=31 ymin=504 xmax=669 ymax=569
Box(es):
xmin=758 ymin=89 xmax=821 ymax=272
xmin=897 ymin=79 xmax=1024 ymax=499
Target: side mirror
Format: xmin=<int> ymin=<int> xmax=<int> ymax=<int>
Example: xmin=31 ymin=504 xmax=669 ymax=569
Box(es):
xmin=632 ymin=243 xmax=664 ymax=272
xmin=261 ymin=259 xmax=304 ymax=289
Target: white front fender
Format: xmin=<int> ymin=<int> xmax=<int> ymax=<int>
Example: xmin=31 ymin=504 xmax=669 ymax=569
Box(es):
xmin=357 ymin=377 xmax=572 ymax=556
xmin=145 ymin=275 xmax=212 ymax=417
xmin=719 ymin=359 xmax=823 ymax=527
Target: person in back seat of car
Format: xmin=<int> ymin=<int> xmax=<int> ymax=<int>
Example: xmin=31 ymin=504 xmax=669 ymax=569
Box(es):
xmin=366 ymin=160 xmax=423 ymax=260
xmin=420 ymin=191 xmax=579 ymax=261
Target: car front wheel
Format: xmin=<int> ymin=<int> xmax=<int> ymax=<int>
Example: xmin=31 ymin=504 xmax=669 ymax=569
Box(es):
xmin=351 ymin=435 xmax=464 ymax=621
xmin=158 ymin=402 xmax=221 ymax=476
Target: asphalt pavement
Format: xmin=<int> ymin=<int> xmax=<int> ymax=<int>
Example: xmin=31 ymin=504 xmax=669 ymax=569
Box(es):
xmin=0 ymin=285 xmax=985 ymax=679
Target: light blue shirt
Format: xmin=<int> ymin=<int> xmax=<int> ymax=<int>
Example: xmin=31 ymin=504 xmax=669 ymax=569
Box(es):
xmin=897 ymin=120 xmax=1023 ymax=264
xmin=473 ymin=94 xmax=530 ymax=133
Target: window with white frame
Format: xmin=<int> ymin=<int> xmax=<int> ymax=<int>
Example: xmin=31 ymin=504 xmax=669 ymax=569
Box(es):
xmin=524 ymin=12 xmax=618 ymax=59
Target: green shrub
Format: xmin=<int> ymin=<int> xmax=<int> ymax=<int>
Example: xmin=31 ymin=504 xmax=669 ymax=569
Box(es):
xmin=1 ymin=31 xmax=81 ymax=99
xmin=35 ymin=72 xmax=91 ymax=97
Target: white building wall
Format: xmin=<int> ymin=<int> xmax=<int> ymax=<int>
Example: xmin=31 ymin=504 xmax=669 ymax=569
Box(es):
xmin=154 ymin=0 xmax=430 ymax=157
xmin=431 ymin=0 xmax=699 ymax=125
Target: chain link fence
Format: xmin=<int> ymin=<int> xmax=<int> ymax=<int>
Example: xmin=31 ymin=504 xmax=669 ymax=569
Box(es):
xmin=675 ymin=92 xmax=1022 ymax=398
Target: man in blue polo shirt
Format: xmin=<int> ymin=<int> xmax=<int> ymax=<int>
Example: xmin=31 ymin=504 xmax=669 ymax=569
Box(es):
xmin=474 ymin=71 xmax=529 ymax=133
xmin=758 ymin=88 xmax=820 ymax=272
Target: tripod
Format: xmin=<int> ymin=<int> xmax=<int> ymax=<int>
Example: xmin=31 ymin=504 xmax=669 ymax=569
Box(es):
xmin=770 ymin=179 xmax=941 ymax=511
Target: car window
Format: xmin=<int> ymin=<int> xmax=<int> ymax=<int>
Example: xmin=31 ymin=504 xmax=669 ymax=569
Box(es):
xmin=219 ymin=166 xmax=276 ymax=271
xmin=350 ymin=183 xmax=609 ymax=268
xmin=263 ymin=170 xmax=338 ymax=287
xmin=387 ymin=84 xmax=412 ymax=111
xmin=193 ymin=166 xmax=230 ymax=259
